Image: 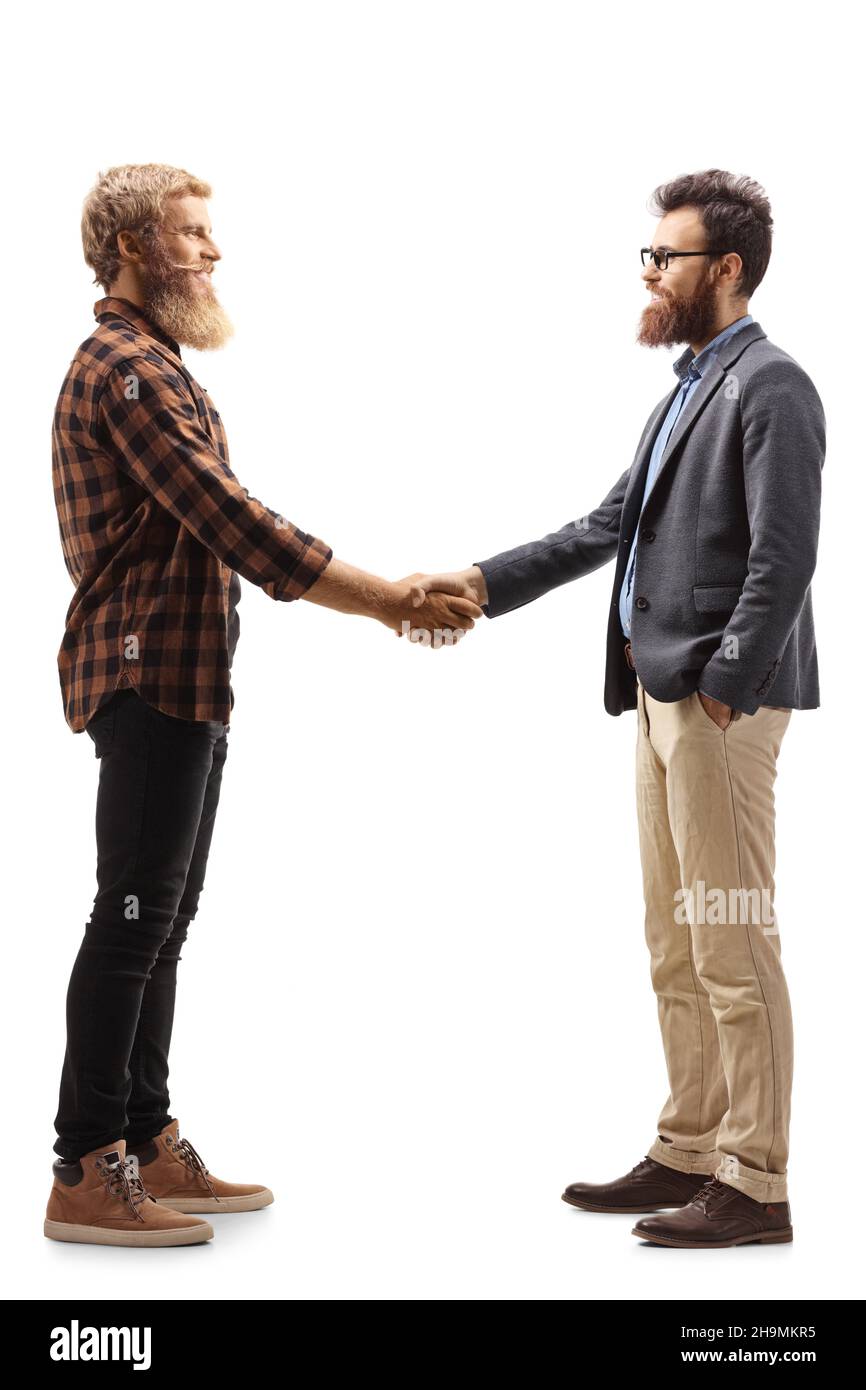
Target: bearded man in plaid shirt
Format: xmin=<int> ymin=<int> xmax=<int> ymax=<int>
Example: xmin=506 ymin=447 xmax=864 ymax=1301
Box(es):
xmin=45 ymin=164 xmax=481 ymax=1249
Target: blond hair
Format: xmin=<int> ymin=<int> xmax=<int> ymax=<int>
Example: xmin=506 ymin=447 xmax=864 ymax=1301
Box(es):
xmin=81 ymin=163 xmax=212 ymax=291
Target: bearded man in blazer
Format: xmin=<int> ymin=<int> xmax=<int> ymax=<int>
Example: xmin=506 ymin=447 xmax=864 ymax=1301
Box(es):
xmin=408 ymin=169 xmax=826 ymax=1249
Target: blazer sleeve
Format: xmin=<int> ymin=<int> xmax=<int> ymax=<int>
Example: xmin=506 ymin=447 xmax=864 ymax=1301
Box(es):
xmin=472 ymin=465 xmax=631 ymax=618
xmin=697 ymin=358 xmax=825 ymax=714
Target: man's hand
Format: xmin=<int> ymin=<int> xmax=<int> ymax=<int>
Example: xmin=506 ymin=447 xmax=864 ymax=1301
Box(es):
xmin=381 ymin=575 xmax=483 ymax=643
xmin=698 ymin=691 xmax=740 ymax=730
xmin=405 ymin=565 xmax=489 ymax=610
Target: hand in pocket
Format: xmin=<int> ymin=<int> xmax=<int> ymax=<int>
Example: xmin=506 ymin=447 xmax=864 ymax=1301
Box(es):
xmin=696 ymin=690 xmax=739 ymax=730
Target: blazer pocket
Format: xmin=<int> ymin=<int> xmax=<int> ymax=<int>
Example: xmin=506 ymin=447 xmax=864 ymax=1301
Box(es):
xmin=692 ymin=584 xmax=742 ymax=613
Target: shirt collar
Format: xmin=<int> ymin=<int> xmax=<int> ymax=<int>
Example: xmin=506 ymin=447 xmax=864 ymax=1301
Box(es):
xmin=93 ymin=296 xmax=182 ymax=357
xmin=673 ymin=313 xmax=754 ymax=385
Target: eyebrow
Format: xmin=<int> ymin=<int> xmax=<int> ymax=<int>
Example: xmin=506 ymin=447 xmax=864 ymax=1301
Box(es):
xmin=172 ymin=224 xmax=212 ymax=234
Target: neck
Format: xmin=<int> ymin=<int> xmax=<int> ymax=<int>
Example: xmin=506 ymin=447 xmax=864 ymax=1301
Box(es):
xmin=690 ymin=304 xmax=749 ymax=356
xmin=106 ymin=272 xmax=145 ymax=307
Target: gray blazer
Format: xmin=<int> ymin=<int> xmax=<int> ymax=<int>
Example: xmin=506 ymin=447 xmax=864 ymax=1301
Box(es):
xmin=474 ymin=320 xmax=825 ymax=717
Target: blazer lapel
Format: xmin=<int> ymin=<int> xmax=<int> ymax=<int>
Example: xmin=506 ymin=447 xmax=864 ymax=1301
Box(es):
xmin=640 ymin=320 xmax=767 ymax=512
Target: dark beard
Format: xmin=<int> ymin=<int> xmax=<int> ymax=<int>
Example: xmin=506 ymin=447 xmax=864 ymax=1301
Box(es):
xmin=636 ymin=268 xmax=720 ymax=348
xmin=140 ymin=234 xmax=234 ymax=351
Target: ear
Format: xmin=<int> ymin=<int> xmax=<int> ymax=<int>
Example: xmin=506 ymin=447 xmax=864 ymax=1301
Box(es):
xmin=116 ymin=227 xmax=147 ymax=267
xmin=719 ymin=250 xmax=744 ymax=288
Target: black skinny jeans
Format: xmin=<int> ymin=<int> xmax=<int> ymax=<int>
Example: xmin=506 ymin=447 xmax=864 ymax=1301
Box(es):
xmin=53 ymin=687 xmax=229 ymax=1160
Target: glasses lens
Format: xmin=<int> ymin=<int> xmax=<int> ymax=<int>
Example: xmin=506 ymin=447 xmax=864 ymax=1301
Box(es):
xmin=642 ymin=248 xmax=666 ymax=270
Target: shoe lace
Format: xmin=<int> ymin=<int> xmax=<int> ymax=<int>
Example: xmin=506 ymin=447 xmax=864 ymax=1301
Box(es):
xmin=97 ymin=1154 xmax=150 ymax=1222
xmin=167 ymin=1132 xmax=221 ymax=1203
xmin=691 ymin=1177 xmax=728 ymax=1208
xmin=626 ymin=1156 xmax=656 ymax=1178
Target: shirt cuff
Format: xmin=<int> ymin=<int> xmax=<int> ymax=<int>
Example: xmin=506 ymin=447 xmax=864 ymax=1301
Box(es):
xmin=276 ymin=536 xmax=333 ymax=601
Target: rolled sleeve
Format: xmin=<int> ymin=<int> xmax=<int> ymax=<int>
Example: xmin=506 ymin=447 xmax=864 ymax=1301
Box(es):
xmin=95 ymin=357 xmax=333 ymax=602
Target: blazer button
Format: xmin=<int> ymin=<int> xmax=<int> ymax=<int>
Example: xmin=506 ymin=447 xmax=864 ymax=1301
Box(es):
xmin=635 ymin=596 xmax=649 ymax=610
xmin=641 ymin=528 xmax=655 ymax=542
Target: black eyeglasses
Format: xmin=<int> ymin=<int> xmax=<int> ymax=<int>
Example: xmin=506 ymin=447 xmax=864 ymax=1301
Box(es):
xmin=641 ymin=247 xmax=731 ymax=271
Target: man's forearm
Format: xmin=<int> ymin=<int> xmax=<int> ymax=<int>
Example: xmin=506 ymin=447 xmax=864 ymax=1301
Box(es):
xmin=471 ymin=468 xmax=631 ymax=619
xmin=301 ymin=555 xmax=394 ymax=620
xmin=302 ymin=555 xmax=484 ymax=637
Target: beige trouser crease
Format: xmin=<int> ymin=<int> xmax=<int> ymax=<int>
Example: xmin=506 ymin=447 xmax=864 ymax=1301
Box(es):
xmin=635 ymin=675 xmax=794 ymax=1204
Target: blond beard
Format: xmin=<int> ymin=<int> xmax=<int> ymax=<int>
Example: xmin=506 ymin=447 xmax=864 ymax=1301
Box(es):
xmin=141 ymin=239 xmax=234 ymax=350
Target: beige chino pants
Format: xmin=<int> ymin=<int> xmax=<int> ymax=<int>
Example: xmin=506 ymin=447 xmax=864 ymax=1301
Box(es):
xmin=635 ymin=675 xmax=794 ymax=1203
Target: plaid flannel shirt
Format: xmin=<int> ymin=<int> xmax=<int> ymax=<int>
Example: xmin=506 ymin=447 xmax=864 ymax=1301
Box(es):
xmin=52 ymin=297 xmax=333 ymax=732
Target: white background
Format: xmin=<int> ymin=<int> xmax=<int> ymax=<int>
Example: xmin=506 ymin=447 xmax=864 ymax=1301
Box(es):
xmin=2 ymin=0 xmax=862 ymax=1301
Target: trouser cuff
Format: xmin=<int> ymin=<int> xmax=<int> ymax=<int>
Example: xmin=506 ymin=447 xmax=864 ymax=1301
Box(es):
xmin=714 ymin=1152 xmax=789 ymax=1204
xmin=648 ymin=1136 xmax=719 ymax=1175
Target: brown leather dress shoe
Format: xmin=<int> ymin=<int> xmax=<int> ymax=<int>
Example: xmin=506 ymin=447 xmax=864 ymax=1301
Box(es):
xmin=632 ymin=1177 xmax=793 ymax=1247
xmin=561 ymin=1154 xmax=716 ymax=1213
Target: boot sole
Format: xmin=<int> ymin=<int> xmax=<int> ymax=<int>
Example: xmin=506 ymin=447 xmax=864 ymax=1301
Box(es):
xmin=155 ymin=1189 xmax=274 ymax=1213
xmin=561 ymin=1194 xmax=697 ymax=1213
xmin=44 ymin=1218 xmax=214 ymax=1247
xmin=630 ymin=1225 xmax=794 ymax=1247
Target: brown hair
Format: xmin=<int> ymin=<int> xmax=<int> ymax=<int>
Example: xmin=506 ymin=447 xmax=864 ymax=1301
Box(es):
xmin=81 ymin=163 xmax=212 ymax=292
xmin=648 ymin=169 xmax=773 ymax=299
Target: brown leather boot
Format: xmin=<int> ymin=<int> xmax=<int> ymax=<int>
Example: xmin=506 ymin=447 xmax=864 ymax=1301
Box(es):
xmin=562 ymin=1154 xmax=717 ymax=1213
xmin=44 ymin=1138 xmax=214 ymax=1246
xmin=632 ymin=1176 xmax=793 ymax=1246
xmin=125 ymin=1119 xmax=274 ymax=1213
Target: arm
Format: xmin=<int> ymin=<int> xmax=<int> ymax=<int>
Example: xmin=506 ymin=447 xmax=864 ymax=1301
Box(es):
xmin=96 ymin=359 xmax=481 ymax=636
xmin=96 ymin=357 xmax=331 ymax=600
xmin=697 ymin=360 xmax=825 ymax=715
xmin=407 ymin=464 xmax=632 ymax=615
xmin=301 ymin=554 xmax=483 ymax=636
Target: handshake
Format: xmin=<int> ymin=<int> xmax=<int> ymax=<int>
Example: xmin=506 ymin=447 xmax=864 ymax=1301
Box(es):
xmin=391 ymin=565 xmax=489 ymax=646
xmin=304 ymin=557 xmax=490 ymax=647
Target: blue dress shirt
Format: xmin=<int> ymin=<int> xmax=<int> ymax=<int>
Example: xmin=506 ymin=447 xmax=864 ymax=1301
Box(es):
xmin=619 ymin=315 xmax=753 ymax=700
